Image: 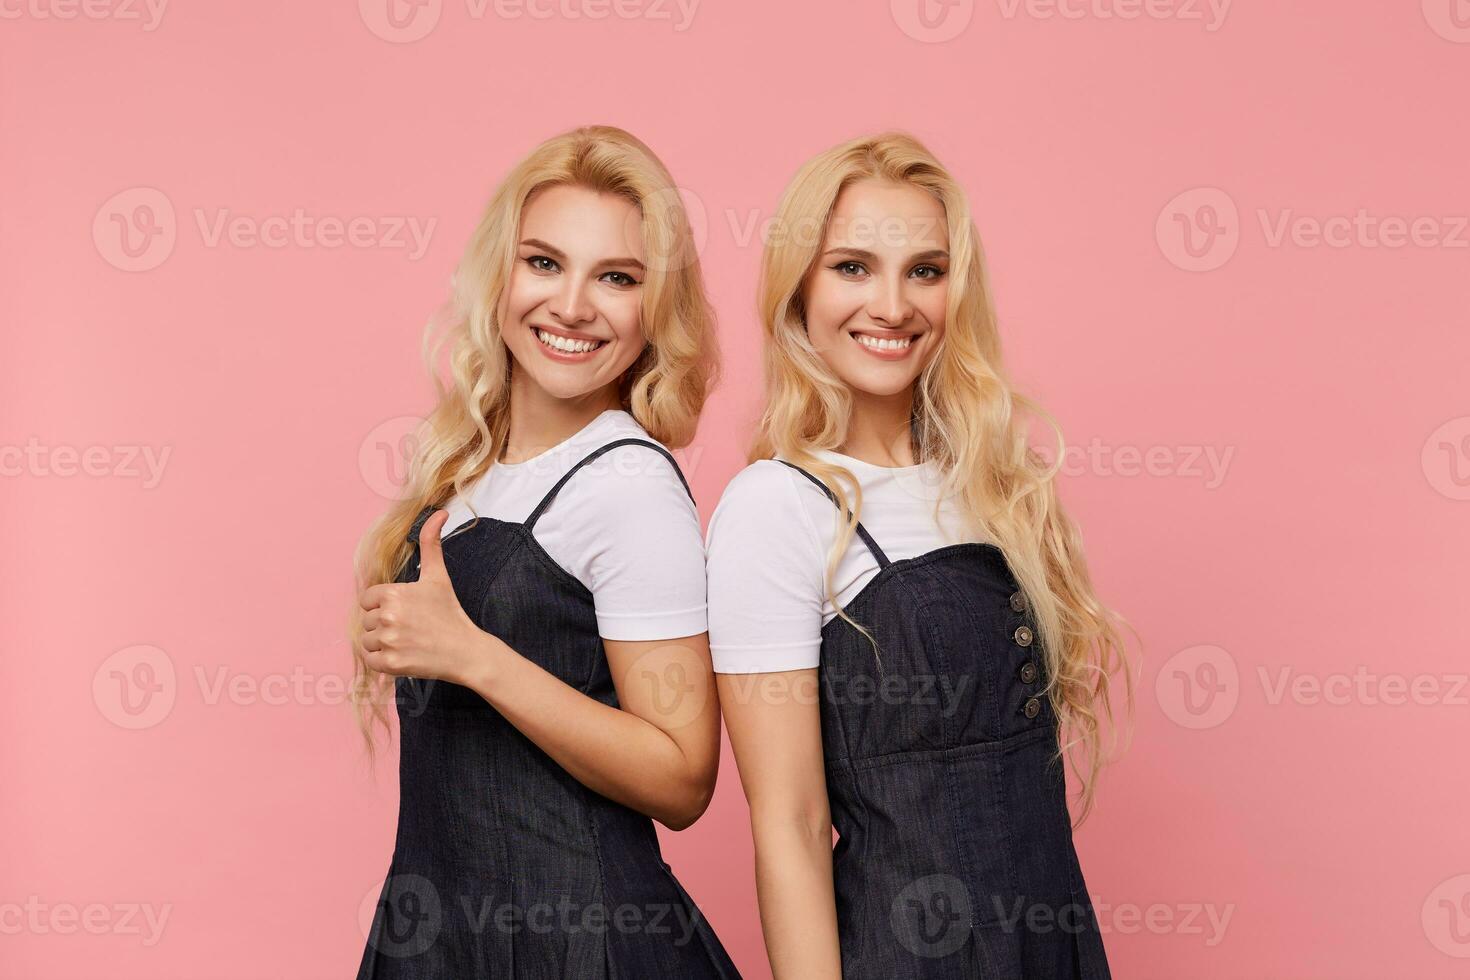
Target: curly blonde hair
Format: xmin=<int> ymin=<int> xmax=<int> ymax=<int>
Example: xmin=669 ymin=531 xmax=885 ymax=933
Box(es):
xmin=347 ymin=125 xmax=718 ymax=769
xmin=752 ymin=131 xmax=1135 ymax=823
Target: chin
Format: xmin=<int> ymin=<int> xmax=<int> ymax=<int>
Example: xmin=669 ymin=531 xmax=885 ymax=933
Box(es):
xmin=841 ymin=366 xmax=922 ymax=398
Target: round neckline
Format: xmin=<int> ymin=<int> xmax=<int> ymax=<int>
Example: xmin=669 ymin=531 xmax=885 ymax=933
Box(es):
xmin=496 ymin=408 xmax=625 ymax=470
xmin=780 ymin=447 xmax=955 ymax=503
xmin=810 ymin=446 xmax=927 ymax=473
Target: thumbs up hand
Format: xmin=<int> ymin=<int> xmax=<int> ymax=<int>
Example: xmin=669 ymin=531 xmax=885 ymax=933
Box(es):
xmin=359 ymin=509 xmax=493 ymax=688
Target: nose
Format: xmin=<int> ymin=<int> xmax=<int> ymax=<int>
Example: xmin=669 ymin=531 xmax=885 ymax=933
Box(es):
xmin=866 ymin=274 xmax=914 ymax=328
xmin=548 ymin=275 xmax=596 ymax=325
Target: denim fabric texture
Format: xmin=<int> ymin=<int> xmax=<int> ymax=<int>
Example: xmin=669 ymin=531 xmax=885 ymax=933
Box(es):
xmin=358 ymin=439 xmax=741 ymax=979
xmin=777 ymin=460 xmax=1112 ymax=980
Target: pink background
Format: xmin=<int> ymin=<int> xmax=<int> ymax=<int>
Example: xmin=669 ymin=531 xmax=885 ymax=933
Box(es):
xmin=3 ymin=1 xmax=1468 ymax=977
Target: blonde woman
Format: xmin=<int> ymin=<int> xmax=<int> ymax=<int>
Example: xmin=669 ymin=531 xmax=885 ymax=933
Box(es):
xmin=707 ymin=133 xmax=1133 ymax=979
xmin=350 ymin=126 xmax=740 ymax=978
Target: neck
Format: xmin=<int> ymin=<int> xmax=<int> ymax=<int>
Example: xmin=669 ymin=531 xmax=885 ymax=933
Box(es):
xmin=502 ymin=369 xmax=620 ymax=464
xmin=837 ymin=386 xmax=917 ymax=467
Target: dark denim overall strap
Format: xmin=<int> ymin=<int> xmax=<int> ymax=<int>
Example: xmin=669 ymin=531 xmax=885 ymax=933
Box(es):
xmin=403 ymin=438 xmax=692 ymax=546
xmin=525 ymin=437 xmax=694 ymax=530
xmin=773 ymin=458 xmax=891 ymax=568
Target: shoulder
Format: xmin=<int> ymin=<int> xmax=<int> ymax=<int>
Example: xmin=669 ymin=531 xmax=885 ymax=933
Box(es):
xmin=596 ymin=431 xmax=692 ymax=510
xmin=713 ymin=458 xmax=800 ymax=511
xmin=707 ymin=459 xmax=820 ymax=552
xmin=563 ymin=411 xmax=692 ymax=502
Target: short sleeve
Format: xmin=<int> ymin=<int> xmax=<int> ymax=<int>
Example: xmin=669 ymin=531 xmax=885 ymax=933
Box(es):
xmin=705 ymin=462 xmax=826 ymax=673
xmin=572 ymin=444 xmax=709 ymax=642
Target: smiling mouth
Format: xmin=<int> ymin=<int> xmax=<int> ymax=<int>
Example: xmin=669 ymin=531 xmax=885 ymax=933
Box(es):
xmin=851 ymin=331 xmax=917 ymax=353
xmin=532 ymin=325 xmax=608 ymax=355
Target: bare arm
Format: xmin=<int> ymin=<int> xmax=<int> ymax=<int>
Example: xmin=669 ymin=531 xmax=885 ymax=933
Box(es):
xmin=359 ymin=509 xmax=721 ymax=831
xmin=719 ymin=668 xmax=842 ymax=979
xmin=465 ymin=631 xmax=722 ymax=830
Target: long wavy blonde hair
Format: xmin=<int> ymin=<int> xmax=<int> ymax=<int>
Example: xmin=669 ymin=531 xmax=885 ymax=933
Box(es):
xmin=348 ymin=125 xmax=717 ymax=770
xmin=752 ymin=132 xmax=1135 ymax=823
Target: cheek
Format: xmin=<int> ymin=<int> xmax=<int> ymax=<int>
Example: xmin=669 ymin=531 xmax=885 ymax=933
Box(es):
xmin=919 ymin=286 xmax=948 ymax=329
xmin=803 ymin=280 xmax=857 ymax=338
xmin=607 ymin=294 xmax=644 ymax=344
xmin=503 ymin=268 xmax=548 ymax=322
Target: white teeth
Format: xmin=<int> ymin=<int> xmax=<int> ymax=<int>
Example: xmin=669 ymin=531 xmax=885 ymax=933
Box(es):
xmin=854 ymin=333 xmax=914 ymax=351
xmin=534 ymin=328 xmax=603 ymax=354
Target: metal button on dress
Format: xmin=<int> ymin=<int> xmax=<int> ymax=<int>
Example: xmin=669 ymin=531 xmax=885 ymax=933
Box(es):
xmin=1013 ymin=624 xmax=1034 ymax=647
xmin=1023 ymin=696 xmax=1042 ymax=719
xmin=1009 ymin=590 xmax=1026 ymax=612
xmin=1019 ymin=661 xmax=1039 ymax=684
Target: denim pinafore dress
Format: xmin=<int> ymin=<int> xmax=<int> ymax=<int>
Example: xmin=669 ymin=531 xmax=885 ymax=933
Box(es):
xmin=777 ymin=460 xmax=1111 ymax=980
xmin=358 ymin=438 xmax=741 ymax=979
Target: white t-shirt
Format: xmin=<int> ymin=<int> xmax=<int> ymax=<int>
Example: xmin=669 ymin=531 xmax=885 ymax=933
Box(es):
xmin=704 ymin=448 xmax=988 ymax=674
xmin=438 ymin=409 xmax=707 ymax=642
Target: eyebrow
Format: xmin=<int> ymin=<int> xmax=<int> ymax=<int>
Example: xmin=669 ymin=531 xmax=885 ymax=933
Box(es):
xmin=519 ymin=238 xmax=646 ymax=272
xmin=821 ymin=247 xmax=950 ymax=263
